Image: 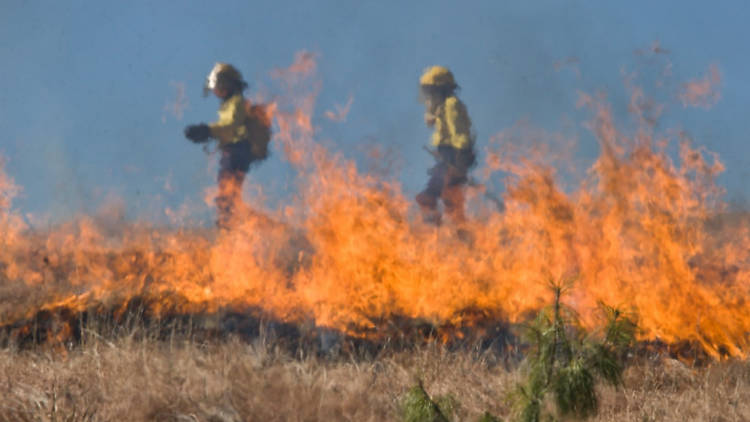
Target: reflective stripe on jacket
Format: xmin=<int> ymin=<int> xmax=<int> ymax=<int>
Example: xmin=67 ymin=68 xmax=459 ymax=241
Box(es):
xmin=430 ymin=96 xmax=472 ymax=150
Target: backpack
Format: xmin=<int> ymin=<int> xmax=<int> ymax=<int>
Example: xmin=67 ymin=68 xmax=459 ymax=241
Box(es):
xmin=244 ymin=100 xmax=273 ymax=159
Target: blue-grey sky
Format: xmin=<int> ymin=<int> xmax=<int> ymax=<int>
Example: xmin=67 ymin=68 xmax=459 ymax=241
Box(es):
xmin=2 ymin=1 xmax=748 ymax=224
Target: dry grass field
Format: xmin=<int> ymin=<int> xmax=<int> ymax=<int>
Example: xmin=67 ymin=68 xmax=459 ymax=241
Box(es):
xmin=0 ymin=203 xmax=746 ymax=421
xmin=0 ymin=329 xmax=748 ymax=422
xmin=0 ymin=271 xmax=748 ymax=421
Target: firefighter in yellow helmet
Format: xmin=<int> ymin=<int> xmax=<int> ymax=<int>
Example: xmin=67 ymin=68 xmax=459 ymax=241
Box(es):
xmin=416 ymin=66 xmax=476 ymax=224
xmin=184 ymin=63 xmax=272 ymax=229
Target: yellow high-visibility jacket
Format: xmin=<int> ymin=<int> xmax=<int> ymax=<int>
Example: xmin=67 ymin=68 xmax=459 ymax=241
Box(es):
xmin=428 ymin=96 xmax=473 ymax=150
xmin=209 ymin=94 xmax=272 ymax=159
xmin=208 ymin=94 xmax=250 ymax=146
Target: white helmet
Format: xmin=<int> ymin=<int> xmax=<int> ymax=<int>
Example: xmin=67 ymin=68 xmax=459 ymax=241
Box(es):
xmin=203 ymin=62 xmax=247 ymax=96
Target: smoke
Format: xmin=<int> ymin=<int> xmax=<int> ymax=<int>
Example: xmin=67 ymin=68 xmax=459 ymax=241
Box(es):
xmin=680 ymin=64 xmax=722 ymax=109
xmin=0 ymin=159 xmax=20 ymax=212
xmin=161 ymin=81 xmax=189 ymax=123
xmin=270 ymin=51 xmax=318 ymax=88
xmin=553 ymin=56 xmax=581 ymax=79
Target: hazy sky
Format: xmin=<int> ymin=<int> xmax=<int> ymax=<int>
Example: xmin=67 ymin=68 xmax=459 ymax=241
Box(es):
xmin=2 ymin=1 xmax=749 ymax=224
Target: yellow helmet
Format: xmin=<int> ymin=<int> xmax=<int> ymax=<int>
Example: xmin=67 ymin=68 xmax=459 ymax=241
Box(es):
xmin=419 ymin=66 xmax=456 ymax=88
xmin=204 ymin=62 xmax=247 ymax=96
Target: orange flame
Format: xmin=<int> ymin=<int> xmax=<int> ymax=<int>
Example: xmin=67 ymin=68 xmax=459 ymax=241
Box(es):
xmin=0 ymin=53 xmax=748 ymax=359
xmin=325 ymin=95 xmax=354 ymax=122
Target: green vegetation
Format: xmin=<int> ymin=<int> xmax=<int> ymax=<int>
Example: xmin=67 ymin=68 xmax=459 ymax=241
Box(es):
xmin=401 ymin=381 xmax=501 ymax=422
xmin=476 ymin=411 xmax=502 ymax=422
xmin=512 ymin=280 xmax=637 ymax=421
xmin=399 ymin=280 xmax=636 ymax=422
xmin=401 ymin=382 xmax=452 ymax=422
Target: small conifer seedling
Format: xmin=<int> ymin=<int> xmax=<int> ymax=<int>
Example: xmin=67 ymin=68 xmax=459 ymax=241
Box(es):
xmin=512 ymin=279 xmax=636 ymax=421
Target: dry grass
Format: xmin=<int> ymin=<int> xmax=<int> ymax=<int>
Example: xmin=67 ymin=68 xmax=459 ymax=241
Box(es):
xmin=0 ymin=329 xmax=748 ymax=422
xmin=0 ymin=275 xmax=747 ymax=421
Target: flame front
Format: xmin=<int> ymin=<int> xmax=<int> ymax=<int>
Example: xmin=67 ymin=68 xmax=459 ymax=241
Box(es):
xmin=0 ymin=53 xmax=748 ymax=359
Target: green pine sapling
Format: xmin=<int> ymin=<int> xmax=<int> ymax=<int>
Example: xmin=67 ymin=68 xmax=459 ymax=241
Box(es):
xmin=512 ymin=279 xmax=637 ymax=421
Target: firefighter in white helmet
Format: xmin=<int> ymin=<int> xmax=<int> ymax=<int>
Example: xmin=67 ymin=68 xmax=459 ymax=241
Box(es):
xmin=416 ymin=66 xmax=476 ymax=224
xmin=184 ymin=63 xmax=272 ymax=229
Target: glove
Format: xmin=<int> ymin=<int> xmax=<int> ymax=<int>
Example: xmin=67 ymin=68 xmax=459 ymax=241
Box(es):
xmin=184 ymin=124 xmax=211 ymax=143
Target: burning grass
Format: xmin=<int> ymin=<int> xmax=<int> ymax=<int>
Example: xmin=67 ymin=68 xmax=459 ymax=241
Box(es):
xmin=1 ymin=52 xmax=749 ymax=360
xmin=0 ymin=51 xmax=749 ymax=420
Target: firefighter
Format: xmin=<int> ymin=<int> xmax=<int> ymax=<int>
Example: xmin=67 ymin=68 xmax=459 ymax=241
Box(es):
xmin=416 ymin=66 xmax=476 ymax=225
xmin=184 ymin=63 xmax=272 ymax=229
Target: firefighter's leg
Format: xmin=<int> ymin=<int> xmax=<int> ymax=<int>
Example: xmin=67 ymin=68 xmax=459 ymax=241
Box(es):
xmin=443 ymin=180 xmax=475 ymax=243
xmin=215 ymin=143 xmax=254 ymax=229
xmin=416 ymin=192 xmax=441 ymax=225
xmin=442 ymin=182 xmax=466 ymax=224
xmin=215 ymin=147 xmax=246 ymax=229
xmin=442 ymin=163 xmax=470 ymax=224
xmin=216 ymin=168 xmax=245 ymax=230
xmin=416 ymin=162 xmax=446 ymax=225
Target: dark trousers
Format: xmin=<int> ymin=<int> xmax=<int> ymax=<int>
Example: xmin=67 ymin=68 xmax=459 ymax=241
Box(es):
xmin=416 ymin=146 xmax=473 ymax=224
xmin=216 ymin=141 xmax=257 ymax=229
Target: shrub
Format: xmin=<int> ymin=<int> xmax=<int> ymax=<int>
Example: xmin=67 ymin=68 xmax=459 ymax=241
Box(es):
xmin=512 ymin=280 xmax=636 ymax=421
xmin=401 ymin=381 xmax=454 ymax=422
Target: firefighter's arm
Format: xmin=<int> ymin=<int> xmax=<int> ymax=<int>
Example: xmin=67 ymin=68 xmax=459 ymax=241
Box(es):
xmin=444 ymin=97 xmax=470 ymax=150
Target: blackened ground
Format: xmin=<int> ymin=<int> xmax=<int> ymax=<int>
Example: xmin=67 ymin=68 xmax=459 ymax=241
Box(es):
xmin=0 ymin=294 xmax=724 ymax=367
